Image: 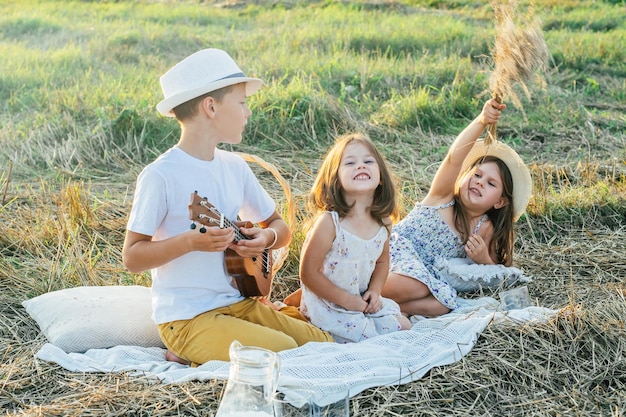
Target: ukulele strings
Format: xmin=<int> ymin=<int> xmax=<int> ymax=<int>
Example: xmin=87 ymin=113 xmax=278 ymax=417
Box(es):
xmin=198 ymin=201 xmax=273 ymax=271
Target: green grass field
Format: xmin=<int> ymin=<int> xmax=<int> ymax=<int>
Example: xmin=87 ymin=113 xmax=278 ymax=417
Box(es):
xmin=1 ymin=0 xmax=625 ymax=415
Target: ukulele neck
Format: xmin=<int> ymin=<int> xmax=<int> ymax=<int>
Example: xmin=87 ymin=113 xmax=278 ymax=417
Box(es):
xmin=222 ymin=217 xmax=249 ymax=242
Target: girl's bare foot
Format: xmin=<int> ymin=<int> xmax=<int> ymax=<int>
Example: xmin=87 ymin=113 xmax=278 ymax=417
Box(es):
xmin=258 ymin=297 xmax=283 ymax=311
xmin=165 ymin=350 xmax=190 ymax=365
xmin=284 ymin=288 xmax=302 ymax=307
xmin=259 ymin=296 xmax=308 ymax=322
xmin=397 ymin=314 xmax=413 ymax=330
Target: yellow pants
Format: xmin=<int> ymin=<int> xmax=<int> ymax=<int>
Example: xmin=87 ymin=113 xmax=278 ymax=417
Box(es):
xmin=158 ymin=298 xmax=332 ymax=366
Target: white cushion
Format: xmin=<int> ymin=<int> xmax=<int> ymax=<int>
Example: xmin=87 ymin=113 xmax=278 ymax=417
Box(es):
xmin=434 ymin=257 xmax=531 ymax=293
xmin=22 ymin=285 xmax=165 ymax=353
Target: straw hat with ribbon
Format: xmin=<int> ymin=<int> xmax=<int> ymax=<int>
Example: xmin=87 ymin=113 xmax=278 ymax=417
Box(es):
xmin=461 ymin=140 xmax=532 ymax=221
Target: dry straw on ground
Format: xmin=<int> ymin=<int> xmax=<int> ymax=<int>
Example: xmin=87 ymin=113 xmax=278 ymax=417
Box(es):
xmin=1 ymin=146 xmax=625 ymax=416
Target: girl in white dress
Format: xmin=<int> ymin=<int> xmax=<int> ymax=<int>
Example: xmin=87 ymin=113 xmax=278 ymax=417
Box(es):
xmin=299 ymin=133 xmax=412 ymax=343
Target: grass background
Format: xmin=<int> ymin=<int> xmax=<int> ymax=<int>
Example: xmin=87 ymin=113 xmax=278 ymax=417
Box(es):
xmin=1 ymin=0 xmax=625 ymax=415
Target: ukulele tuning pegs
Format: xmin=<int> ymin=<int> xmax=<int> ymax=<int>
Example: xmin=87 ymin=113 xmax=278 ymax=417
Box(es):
xmin=190 ymin=223 xmax=197 ymax=230
xmin=199 ymin=227 xmax=207 ymax=233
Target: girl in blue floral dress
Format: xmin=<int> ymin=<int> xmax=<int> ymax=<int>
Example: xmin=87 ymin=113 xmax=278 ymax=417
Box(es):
xmin=382 ymin=99 xmax=532 ymax=317
xmin=298 ymin=133 xmax=412 ymax=343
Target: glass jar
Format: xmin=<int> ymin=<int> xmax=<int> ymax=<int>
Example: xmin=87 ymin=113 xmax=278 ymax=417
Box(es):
xmin=215 ymin=340 xmax=280 ymax=417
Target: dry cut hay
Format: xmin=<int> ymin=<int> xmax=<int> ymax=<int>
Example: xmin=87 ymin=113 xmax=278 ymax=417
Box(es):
xmin=2 ymin=154 xmax=625 ymax=416
xmin=487 ymin=0 xmax=550 ymax=143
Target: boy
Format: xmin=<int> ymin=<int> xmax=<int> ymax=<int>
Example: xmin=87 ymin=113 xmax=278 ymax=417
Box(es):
xmin=122 ymin=48 xmax=333 ymax=366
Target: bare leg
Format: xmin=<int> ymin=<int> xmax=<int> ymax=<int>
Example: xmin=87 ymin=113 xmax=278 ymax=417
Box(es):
xmin=383 ymin=272 xmax=450 ymax=317
xmin=165 ymin=350 xmax=191 ymax=365
xmin=382 ymin=272 xmax=431 ymax=303
xmin=398 ymin=295 xmax=451 ymax=317
xmin=284 ymin=288 xmax=302 ymax=307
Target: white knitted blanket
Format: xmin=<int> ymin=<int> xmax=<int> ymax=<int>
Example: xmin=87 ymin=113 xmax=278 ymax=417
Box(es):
xmin=35 ymin=297 xmax=557 ymax=406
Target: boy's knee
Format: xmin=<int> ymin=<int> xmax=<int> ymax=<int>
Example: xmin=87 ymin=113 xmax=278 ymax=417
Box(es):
xmin=302 ymin=325 xmax=334 ymax=344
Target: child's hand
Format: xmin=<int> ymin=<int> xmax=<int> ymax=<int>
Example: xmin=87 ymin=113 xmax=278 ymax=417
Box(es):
xmin=187 ymin=226 xmax=234 ymax=252
xmin=231 ymin=226 xmax=271 ymax=257
xmin=343 ymin=294 xmax=369 ymax=313
xmin=464 ymin=234 xmax=490 ymax=264
xmin=479 ymin=99 xmax=506 ymax=125
xmin=362 ymin=291 xmax=383 ymax=314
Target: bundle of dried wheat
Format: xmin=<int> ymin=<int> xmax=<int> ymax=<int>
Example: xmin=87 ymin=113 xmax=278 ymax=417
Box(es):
xmin=487 ymin=0 xmax=549 ymax=143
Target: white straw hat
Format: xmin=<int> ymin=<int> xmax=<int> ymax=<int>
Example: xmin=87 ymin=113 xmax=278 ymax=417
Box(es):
xmin=462 ymin=139 xmax=532 ymax=221
xmin=156 ymin=48 xmax=263 ymax=117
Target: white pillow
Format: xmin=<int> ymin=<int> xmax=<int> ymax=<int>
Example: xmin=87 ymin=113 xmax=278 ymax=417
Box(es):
xmin=434 ymin=257 xmax=532 ymax=293
xmin=22 ymin=285 xmax=165 ymax=353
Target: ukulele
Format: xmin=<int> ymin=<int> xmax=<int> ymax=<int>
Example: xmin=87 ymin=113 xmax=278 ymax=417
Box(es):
xmin=188 ymin=191 xmax=273 ymax=297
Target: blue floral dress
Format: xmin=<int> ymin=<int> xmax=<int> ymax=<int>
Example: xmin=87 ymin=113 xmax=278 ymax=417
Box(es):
xmin=300 ymin=211 xmax=404 ymax=343
xmin=389 ymin=200 xmax=486 ymax=310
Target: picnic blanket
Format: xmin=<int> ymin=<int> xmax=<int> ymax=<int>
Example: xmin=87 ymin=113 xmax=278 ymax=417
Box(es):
xmin=34 ymin=297 xmax=558 ymax=406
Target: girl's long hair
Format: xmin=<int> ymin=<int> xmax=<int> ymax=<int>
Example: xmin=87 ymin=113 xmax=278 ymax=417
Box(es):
xmin=454 ymin=155 xmax=515 ymax=265
xmin=309 ymin=133 xmax=399 ymax=231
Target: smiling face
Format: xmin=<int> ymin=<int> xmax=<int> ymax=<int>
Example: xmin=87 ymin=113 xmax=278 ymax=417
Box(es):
xmin=310 ymin=133 xmax=397 ymax=221
xmin=337 ymin=141 xmax=381 ymax=198
xmin=458 ymin=160 xmax=509 ymax=213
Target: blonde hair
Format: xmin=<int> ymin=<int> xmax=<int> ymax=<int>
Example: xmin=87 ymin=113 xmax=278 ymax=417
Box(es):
xmin=309 ymin=133 xmax=399 ymax=229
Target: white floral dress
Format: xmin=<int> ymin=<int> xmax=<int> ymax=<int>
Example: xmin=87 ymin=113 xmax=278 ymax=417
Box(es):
xmin=389 ymin=200 xmax=486 ymax=310
xmin=300 ymin=211 xmax=404 ymax=343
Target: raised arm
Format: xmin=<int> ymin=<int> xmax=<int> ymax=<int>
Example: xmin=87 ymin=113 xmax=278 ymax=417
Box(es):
xmin=424 ymin=99 xmax=506 ymax=204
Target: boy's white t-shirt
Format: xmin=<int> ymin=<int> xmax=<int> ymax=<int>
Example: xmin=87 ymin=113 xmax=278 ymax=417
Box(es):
xmin=126 ymin=146 xmax=276 ymax=324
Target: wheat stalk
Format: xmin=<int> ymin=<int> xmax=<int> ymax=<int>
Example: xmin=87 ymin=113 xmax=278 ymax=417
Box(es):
xmin=487 ymin=0 xmax=549 ymax=144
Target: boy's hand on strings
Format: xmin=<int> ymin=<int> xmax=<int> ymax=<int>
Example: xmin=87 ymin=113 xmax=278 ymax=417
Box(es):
xmin=362 ymin=291 xmax=383 ymax=314
xmin=231 ymin=225 xmax=270 ymax=257
xmin=187 ymin=226 xmax=234 ymax=252
xmin=464 ymin=234 xmax=491 ymax=264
